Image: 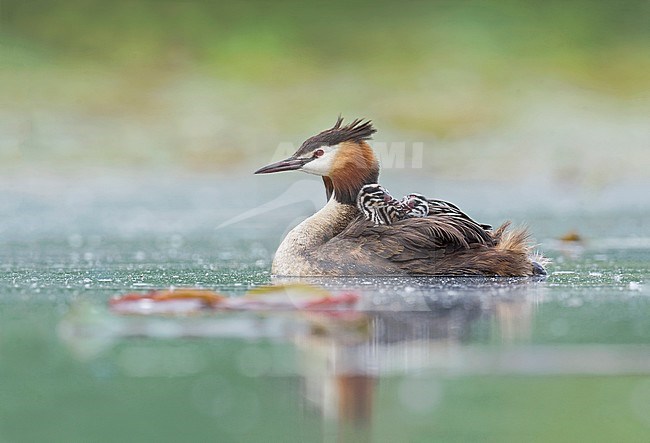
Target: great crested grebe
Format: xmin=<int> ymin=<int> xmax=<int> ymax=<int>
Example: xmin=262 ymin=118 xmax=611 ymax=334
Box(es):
xmin=255 ymin=118 xmax=546 ymax=277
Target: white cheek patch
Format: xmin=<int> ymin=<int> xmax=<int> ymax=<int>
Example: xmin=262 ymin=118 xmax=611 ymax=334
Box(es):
xmin=301 ymin=145 xmax=338 ymax=176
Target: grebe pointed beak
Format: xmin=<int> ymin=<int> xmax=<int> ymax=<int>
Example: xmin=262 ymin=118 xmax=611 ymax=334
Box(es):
xmin=254 ymin=156 xmax=309 ymax=174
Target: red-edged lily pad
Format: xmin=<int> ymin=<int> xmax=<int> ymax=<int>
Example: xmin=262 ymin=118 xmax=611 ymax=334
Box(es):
xmin=227 ymin=283 xmax=359 ymax=310
xmin=109 ymin=289 xmax=226 ymax=315
xmin=109 ymin=284 xmax=359 ymax=315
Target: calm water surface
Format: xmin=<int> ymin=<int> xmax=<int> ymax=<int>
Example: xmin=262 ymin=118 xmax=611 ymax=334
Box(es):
xmin=1 ymin=173 xmax=649 ymax=442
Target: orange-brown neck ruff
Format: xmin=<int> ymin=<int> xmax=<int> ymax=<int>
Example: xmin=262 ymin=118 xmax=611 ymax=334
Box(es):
xmin=323 ymin=141 xmax=379 ymax=206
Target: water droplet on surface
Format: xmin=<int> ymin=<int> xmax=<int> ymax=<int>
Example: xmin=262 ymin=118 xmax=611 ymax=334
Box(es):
xmin=629 ymin=282 xmax=642 ymax=291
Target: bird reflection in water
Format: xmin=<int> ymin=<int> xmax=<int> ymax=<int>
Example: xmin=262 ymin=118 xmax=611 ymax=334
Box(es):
xmin=281 ymin=277 xmax=544 ymax=438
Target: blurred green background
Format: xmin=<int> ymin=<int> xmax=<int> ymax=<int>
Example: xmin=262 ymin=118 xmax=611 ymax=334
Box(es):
xmin=1 ymin=0 xmax=648 ymax=183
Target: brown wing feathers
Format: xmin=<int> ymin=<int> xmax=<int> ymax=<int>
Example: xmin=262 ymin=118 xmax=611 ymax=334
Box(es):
xmin=329 ymin=207 xmax=536 ymax=275
xmin=336 ymin=211 xmax=492 ymax=258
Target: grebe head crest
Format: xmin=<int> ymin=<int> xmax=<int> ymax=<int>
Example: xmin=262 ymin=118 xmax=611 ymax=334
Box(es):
xmin=255 ymin=117 xmax=380 ymax=205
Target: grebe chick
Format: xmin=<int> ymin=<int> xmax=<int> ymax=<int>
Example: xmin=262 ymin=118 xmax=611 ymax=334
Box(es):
xmin=399 ymin=193 xmax=430 ymax=219
xmin=254 ymin=117 xmax=547 ymax=277
xmin=356 ymin=184 xmax=401 ymax=225
xmin=357 ymin=185 xmax=429 ymax=225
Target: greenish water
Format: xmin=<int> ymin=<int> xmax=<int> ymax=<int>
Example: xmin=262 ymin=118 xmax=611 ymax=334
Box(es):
xmin=1 ymin=174 xmax=649 ymax=442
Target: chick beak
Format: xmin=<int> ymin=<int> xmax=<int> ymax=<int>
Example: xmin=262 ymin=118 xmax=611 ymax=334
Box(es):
xmin=254 ymin=157 xmax=309 ymax=174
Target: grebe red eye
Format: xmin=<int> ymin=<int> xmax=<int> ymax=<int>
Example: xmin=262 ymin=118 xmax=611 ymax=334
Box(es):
xmin=313 ymin=149 xmax=324 ymax=158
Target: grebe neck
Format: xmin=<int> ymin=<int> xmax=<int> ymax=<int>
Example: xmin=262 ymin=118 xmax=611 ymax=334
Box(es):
xmin=271 ymin=196 xmax=358 ymax=275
